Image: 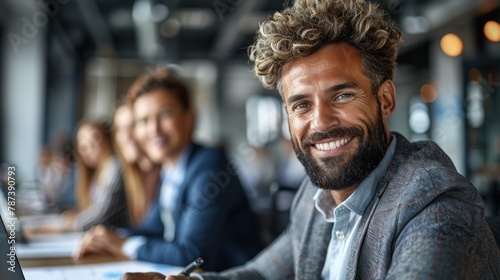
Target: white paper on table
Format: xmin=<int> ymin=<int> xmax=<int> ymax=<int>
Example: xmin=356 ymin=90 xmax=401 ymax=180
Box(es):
xmin=22 ymin=260 xmax=182 ymax=280
xmin=16 ymin=232 xmax=83 ymax=259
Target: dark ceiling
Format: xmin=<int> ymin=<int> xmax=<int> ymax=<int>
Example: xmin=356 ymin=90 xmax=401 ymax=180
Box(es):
xmin=51 ymin=0 xmax=287 ymax=61
xmin=48 ymin=0 xmax=444 ymax=62
xmin=4 ymin=0 xmax=496 ymax=64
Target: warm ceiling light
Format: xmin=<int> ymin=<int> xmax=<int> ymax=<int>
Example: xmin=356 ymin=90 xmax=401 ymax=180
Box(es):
xmin=420 ymin=84 xmax=437 ymax=103
xmin=440 ymin=33 xmax=463 ymax=57
xmin=484 ymin=21 xmax=500 ymax=42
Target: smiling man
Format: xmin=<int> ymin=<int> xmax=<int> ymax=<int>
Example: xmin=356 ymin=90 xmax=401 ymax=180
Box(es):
xmin=123 ymin=0 xmax=500 ymax=279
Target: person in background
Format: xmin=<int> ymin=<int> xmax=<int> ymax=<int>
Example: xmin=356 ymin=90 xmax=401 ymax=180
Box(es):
xmin=70 ymin=119 xmax=129 ymax=231
xmin=53 ymin=143 xmax=77 ymax=213
xmin=113 ymin=103 xmax=162 ymax=230
xmin=50 ymin=131 xmax=77 ymax=212
xmin=35 ymin=145 xmax=61 ymax=208
xmin=77 ymin=103 xmax=162 ymax=255
xmin=123 ymin=0 xmax=499 ymax=279
xmin=35 ymin=132 xmax=77 ymax=213
xmin=77 ymin=69 xmax=263 ymax=271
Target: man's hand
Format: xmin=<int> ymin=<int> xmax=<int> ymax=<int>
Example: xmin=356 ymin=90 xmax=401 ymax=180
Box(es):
xmin=76 ymin=225 xmax=127 ymax=259
xmin=120 ymin=273 xmax=198 ymax=280
xmin=165 ymin=276 xmax=197 ymax=280
xmin=121 ymin=272 xmax=167 ymax=280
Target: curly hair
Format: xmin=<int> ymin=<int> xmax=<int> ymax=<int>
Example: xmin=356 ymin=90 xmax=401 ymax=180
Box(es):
xmin=248 ymin=0 xmax=403 ymax=94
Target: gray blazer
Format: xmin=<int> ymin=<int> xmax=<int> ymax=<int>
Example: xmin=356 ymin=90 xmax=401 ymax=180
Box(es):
xmin=203 ymin=133 xmax=500 ymax=279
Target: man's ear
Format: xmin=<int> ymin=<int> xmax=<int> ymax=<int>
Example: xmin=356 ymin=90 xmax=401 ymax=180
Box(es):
xmin=378 ymin=80 xmax=396 ymax=118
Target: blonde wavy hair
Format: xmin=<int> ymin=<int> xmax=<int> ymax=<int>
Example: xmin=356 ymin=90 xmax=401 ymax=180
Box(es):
xmin=249 ymin=0 xmax=403 ymax=94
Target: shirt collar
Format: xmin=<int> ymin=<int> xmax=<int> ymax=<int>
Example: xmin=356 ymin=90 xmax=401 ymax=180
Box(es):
xmin=314 ymin=134 xmax=397 ymax=217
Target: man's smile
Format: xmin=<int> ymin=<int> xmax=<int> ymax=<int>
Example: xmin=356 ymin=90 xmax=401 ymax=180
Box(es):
xmin=313 ymin=137 xmax=353 ymax=151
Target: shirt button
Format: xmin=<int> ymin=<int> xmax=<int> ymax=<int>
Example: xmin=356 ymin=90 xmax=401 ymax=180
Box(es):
xmin=336 ymin=231 xmax=345 ymax=240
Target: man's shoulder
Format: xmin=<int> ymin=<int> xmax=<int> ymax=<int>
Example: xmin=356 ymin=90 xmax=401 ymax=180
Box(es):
xmin=183 ymin=143 xmax=244 ymax=197
xmin=381 ymin=133 xmax=477 ymax=208
xmin=390 ymin=133 xmax=462 ymax=183
xmin=185 ymin=143 xmax=236 ymax=181
xmin=188 ymin=143 xmax=229 ymax=165
xmin=392 ymin=132 xmax=456 ymax=171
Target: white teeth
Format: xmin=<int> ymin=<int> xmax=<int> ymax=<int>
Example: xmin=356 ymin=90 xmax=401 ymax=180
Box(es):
xmin=315 ymin=138 xmax=350 ymax=151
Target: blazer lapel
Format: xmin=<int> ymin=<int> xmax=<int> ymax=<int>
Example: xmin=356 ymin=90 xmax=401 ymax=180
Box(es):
xmin=296 ymin=183 xmax=333 ymax=279
xmin=345 ymin=186 xmax=384 ymax=280
xmin=345 ymin=136 xmax=405 ymax=279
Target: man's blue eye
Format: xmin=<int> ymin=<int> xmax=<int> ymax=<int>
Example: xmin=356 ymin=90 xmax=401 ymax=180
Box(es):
xmin=335 ymin=93 xmax=353 ymax=101
xmin=293 ymin=103 xmax=308 ymax=110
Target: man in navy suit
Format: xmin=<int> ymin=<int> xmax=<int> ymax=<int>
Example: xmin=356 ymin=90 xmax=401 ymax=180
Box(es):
xmin=77 ymin=69 xmax=262 ymax=271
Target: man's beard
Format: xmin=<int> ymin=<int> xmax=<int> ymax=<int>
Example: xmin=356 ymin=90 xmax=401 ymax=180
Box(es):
xmin=292 ymin=111 xmax=388 ymax=190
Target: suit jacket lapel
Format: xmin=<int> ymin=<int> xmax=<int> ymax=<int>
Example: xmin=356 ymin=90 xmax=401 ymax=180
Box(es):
xmin=345 ymin=135 xmax=406 ymax=279
xmin=345 ymin=185 xmax=385 ymax=280
xmin=296 ymin=182 xmax=333 ymax=279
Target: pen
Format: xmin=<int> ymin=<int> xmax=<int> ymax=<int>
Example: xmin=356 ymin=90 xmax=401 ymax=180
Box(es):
xmin=179 ymin=257 xmax=204 ymax=276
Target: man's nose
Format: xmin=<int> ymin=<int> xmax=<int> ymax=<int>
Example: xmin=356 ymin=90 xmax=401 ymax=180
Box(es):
xmin=311 ymin=102 xmax=339 ymax=132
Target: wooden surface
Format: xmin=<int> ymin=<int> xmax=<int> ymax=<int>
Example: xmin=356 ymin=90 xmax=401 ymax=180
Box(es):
xmin=19 ymin=253 xmax=128 ymax=268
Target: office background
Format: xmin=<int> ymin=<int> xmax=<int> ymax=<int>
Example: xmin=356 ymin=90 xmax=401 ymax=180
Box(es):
xmin=1 ymin=0 xmax=499 ymax=214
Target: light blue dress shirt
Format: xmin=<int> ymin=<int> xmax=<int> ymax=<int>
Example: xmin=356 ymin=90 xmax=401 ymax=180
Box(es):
xmin=159 ymin=144 xmax=192 ymax=241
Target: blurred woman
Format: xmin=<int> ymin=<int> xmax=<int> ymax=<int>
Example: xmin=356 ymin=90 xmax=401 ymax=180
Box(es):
xmin=113 ymin=103 xmax=161 ymax=229
xmin=72 ymin=119 xmax=128 ymax=230
xmin=75 ymin=105 xmax=161 ymax=258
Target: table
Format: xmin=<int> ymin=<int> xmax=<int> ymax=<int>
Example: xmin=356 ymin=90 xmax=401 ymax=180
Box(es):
xmin=19 ymin=253 xmax=128 ymax=268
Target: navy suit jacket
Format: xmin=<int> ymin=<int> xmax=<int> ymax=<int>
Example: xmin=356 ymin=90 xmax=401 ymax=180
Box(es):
xmin=132 ymin=143 xmax=263 ymax=271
